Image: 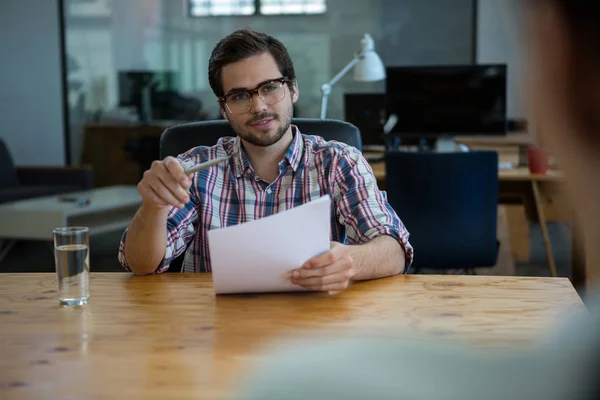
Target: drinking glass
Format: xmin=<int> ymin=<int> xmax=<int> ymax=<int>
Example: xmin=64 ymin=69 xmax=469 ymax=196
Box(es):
xmin=53 ymin=227 xmax=90 ymax=306
xmin=527 ymin=145 xmax=549 ymax=175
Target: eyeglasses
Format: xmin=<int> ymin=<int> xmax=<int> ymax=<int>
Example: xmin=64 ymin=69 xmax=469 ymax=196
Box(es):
xmin=219 ymin=77 xmax=289 ymax=115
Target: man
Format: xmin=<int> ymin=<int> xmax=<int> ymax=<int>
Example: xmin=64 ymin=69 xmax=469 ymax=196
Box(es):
xmin=118 ymin=28 xmax=412 ymax=292
xmin=239 ymin=1 xmax=600 ymax=398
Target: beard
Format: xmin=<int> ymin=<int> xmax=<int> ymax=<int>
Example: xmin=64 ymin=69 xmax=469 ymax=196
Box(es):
xmin=228 ymin=101 xmax=293 ymax=147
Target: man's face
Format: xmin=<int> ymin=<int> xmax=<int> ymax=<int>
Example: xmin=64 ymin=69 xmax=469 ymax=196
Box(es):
xmin=220 ymin=52 xmax=298 ymax=147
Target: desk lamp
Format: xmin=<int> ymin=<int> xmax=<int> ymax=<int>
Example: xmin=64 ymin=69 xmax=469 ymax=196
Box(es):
xmin=319 ymin=34 xmax=386 ymax=119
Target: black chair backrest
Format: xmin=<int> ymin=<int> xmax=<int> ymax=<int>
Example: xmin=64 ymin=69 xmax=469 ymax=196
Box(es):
xmin=159 ymin=118 xmax=362 ymax=159
xmin=386 ymin=151 xmax=499 ymax=270
xmin=0 ymin=138 xmax=19 ymax=188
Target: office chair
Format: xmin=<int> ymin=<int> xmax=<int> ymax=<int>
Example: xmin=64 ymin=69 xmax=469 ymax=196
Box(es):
xmin=386 ymin=151 xmax=499 ymax=273
xmin=158 ymin=118 xmax=362 ymax=272
xmin=159 ymin=118 xmax=362 ymax=159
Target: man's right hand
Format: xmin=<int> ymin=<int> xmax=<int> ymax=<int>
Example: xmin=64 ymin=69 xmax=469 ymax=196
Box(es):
xmin=137 ymin=156 xmax=192 ymax=210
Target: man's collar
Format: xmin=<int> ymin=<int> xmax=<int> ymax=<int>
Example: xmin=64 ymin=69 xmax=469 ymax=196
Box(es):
xmin=232 ymin=139 xmax=251 ymax=178
xmin=231 ymin=125 xmax=303 ymax=178
xmin=284 ymin=125 xmax=303 ymax=172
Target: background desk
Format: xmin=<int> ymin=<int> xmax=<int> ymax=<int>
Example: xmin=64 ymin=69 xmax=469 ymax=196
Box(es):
xmin=0 ymin=273 xmax=583 ymax=399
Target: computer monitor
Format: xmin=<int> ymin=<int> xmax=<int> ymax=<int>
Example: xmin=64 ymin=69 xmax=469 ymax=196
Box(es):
xmin=385 ymin=64 xmax=507 ymax=138
xmin=343 ymin=93 xmax=386 ymax=148
xmin=118 ymin=70 xmax=179 ymax=121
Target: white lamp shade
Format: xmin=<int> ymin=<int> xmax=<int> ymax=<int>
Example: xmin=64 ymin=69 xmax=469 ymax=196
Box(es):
xmin=353 ymin=51 xmax=386 ymax=82
xmin=353 ymin=33 xmax=386 ymax=82
xmin=319 ymin=33 xmax=385 ymax=119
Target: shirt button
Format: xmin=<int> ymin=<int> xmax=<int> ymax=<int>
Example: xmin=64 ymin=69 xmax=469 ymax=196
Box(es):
xmin=266 ymin=188 xmax=272 ymax=194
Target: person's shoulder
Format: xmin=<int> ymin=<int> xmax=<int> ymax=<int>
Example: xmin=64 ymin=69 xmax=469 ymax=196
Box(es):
xmin=177 ymin=137 xmax=236 ymax=164
xmin=301 ymin=134 xmax=362 ymax=163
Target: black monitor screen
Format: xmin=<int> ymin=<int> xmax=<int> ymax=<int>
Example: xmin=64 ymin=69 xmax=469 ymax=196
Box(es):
xmin=385 ymin=64 xmax=507 ymax=135
xmin=344 ymin=93 xmax=386 ymax=146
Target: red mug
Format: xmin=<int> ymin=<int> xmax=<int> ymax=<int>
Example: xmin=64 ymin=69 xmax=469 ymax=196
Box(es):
xmin=527 ymin=145 xmax=549 ymax=175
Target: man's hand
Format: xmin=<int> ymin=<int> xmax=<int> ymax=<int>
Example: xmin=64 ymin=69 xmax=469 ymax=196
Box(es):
xmin=137 ymin=156 xmax=192 ymax=210
xmin=291 ymin=242 xmax=354 ymax=292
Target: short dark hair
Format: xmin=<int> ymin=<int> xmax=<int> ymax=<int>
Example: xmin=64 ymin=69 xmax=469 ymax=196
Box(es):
xmin=208 ymin=28 xmax=297 ymax=100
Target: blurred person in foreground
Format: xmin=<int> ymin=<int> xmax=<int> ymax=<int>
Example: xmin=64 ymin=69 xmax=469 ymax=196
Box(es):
xmin=238 ymin=1 xmax=600 ymax=399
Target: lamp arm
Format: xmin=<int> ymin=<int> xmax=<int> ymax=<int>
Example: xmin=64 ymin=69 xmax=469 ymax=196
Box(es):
xmin=326 ymin=55 xmax=360 ymax=88
xmin=320 ymin=54 xmax=361 ymax=119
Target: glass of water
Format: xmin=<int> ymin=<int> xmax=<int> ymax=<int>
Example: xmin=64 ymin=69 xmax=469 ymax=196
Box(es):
xmin=53 ymin=227 xmax=90 ymax=306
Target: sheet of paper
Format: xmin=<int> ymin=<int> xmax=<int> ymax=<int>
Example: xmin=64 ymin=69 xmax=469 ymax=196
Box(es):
xmin=208 ymin=195 xmax=331 ymax=294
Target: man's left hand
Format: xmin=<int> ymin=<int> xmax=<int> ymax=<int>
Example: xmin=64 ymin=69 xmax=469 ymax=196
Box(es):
xmin=291 ymin=242 xmax=354 ymax=292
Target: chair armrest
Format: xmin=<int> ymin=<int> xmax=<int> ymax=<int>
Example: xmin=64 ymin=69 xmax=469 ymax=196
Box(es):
xmin=16 ymin=165 xmax=94 ymax=189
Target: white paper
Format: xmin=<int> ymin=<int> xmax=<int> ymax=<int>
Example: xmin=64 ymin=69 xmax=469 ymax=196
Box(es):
xmin=208 ymin=195 xmax=331 ymax=294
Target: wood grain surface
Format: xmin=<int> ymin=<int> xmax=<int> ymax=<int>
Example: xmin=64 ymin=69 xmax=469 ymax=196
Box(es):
xmin=0 ymin=273 xmax=584 ymax=399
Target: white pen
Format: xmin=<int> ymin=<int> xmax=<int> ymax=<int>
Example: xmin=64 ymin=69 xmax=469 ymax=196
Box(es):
xmin=183 ymin=155 xmax=232 ymax=175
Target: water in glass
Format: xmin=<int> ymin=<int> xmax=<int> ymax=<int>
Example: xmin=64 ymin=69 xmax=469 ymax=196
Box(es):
xmin=55 ymin=243 xmax=89 ymax=306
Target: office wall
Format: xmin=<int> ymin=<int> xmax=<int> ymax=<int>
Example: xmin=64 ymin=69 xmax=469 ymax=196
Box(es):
xmin=0 ymin=0 xmax=65 ymax=165
xmin=380 ymin=0 xmax=473 ymax=66
xmin=476 ymin=0 xmax=526 ymax=119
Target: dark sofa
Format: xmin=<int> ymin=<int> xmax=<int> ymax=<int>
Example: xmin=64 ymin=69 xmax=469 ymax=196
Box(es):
xmin=0 ymin=138 xmax=94 ymax=204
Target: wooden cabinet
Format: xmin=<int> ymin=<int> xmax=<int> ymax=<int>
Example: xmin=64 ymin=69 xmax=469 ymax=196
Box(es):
xmin=80 ymin=122 xmax=175 ymax=187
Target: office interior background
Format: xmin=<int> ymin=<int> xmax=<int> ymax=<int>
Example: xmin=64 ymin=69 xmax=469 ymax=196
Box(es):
xmin=1 ymin=0 xmax=526 ymax=165
xmin=0 ymin=0 xmax=571 ymax=277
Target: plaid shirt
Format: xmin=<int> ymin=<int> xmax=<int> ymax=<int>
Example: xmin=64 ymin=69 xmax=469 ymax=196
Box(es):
xmin=118 ymin=126 xmax=413 ymax=273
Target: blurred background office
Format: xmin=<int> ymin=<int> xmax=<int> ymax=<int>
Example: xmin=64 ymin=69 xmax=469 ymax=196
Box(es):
xmin=1 ymin=0 xmax=526 ymax=165
xmin=2 ymin=0 xmax=575 ymax=282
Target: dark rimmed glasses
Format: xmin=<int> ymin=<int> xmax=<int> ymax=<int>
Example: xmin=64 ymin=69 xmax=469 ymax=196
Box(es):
xmin=219 ymin=77 xmax=290 ymax=115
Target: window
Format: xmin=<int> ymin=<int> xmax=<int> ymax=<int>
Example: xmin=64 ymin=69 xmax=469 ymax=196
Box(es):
xmin=189 ymin=0 xmax=255 ymax=16
xmin=260 ymin=0 xmax=326 ymax=15
xmin=189 ymin=0 xmax=326 ymax=17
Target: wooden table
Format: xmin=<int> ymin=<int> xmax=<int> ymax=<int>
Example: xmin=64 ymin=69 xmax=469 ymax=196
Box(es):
xmin=497 ymin=169 xmax=567 ymax=278
xmin=0 ymin=273 xmax=584 ymax=399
